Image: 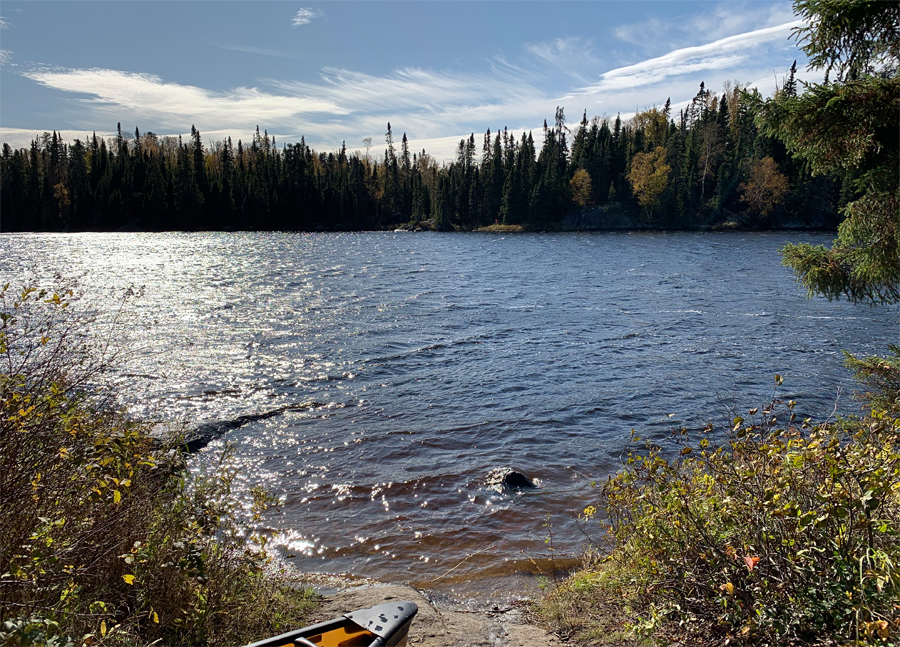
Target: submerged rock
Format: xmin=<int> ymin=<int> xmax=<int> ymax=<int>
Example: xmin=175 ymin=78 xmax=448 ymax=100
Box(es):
xmin=180 ymin=401 xmax=326 ymax=452
xmin=485 ymin=467 xmax=537 ymax=492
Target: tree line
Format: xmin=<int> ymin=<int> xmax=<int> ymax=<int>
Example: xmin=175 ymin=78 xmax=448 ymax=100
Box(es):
xmin=0 ymin=77 xmax=862 ymax=233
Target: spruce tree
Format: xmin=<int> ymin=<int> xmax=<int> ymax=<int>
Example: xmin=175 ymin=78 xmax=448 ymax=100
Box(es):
xmin=760 ymin=0 xmax=899 ymax=303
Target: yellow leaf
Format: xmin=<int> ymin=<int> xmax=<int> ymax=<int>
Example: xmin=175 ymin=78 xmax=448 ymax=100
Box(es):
xmin=100 ymin=620 xmax=107 ymax=637
xmin=153 ymin=611 xmax=159 ymax=624
xmin=720 ymin=582 xmax=734 ymax=595
xmin=113 ymin=490 xmax=121 ymax=504
xmin=122 ymin=574 xmax=135 ymax=585
xmin=866 ymin=620 xmax=890 ymax=639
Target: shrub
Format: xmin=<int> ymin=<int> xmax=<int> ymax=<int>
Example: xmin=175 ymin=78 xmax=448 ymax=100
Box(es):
xmin=0 ymin=284 xmax=316 ymax=646
xmin=542 ymin=377 xmax=900 ymax=646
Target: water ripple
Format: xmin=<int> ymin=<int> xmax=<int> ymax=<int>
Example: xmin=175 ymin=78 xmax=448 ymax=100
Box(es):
xmin=1 ymin=230 xmax=896 ymax=597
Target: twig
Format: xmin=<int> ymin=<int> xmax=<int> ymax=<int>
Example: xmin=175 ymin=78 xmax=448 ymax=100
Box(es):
xmin=429 ymin=544 xmax=497 ymax=582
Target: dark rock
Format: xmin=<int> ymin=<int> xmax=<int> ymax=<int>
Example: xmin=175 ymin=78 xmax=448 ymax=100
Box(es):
xmin=180 ymin=401 xmax=325 ymax=452
xmin=485 ymin=467 xmax=537 ymax=491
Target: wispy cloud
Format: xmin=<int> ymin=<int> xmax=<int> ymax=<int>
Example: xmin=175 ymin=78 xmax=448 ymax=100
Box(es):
xmin=270 ymin=66 xmax=557 ymax=138
xmin=22 ymin=67 xmax=345 ymax=128
xmin=14 ymin=63 xmax=558 ymax=158
xmin=213 ymin=43 xmax=302 ymax=59
xmin=9 ymin=6 xmax=810 ymax=162
xmin=525 ymin=36 xmax=594 ymax=67
xmin=523 ymin=36 xmax=602 ymax=82
xmin=579 ymin=21 xmax=802 ymax=93
xmin=613 ymin=17 xmax=667 ymax=49
xmin=614 ymin=2 xmax=798 ymax=50
xmin=291 ymin=8 xmax=322 ymax=27
xmin=0 ymin=16 xmax=11 ymax=66
xmin=0 ymin=127 xmax=117 ymax=150
xmin=686 ymin=3 xmax=797 ymax=43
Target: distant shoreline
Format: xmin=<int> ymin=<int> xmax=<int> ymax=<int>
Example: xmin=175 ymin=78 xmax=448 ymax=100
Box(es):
xmin=0 ymin=222 xmax=839 ymax=235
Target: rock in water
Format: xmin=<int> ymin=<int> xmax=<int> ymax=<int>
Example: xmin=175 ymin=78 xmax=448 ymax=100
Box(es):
xmin=180 ymin=402 xmax=325 ymax=453
xmin=485 ymin=467 xmax=537 ymax=491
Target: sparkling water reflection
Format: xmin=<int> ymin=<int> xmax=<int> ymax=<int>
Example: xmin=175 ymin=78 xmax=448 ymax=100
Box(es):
xmin=2 ymin=231 xmax=897 ymax=597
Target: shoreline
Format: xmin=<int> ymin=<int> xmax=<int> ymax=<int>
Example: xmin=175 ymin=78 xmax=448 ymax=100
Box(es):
xmin=297 ymin=573 xmax=562 ymax=647
xmin=0 ymin=222 xmax=840 ymax=235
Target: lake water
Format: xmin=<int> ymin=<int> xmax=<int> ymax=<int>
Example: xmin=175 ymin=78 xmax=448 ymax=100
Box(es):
xmin=2 ymin=231 xmax=897 ymax=599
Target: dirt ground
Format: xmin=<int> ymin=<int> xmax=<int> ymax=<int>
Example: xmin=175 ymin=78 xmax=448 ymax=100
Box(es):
xmin=301 ymin=576 xmax=564 ymax=647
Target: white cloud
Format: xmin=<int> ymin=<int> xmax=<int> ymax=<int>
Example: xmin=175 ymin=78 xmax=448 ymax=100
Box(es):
xmin=21 ymin=68 xmax=345 ymax=129
xmin=7 ymin=9 xmax=810 ymax=162
xmin=0 ymin=50 xmax=10 ymax=66
xmin=525 ymin=36 xmax=596 ymax=68
xmin=580 ymin=21 xmax=802 ymax=93
xmin=0 ymin=127 xmax=117 ymax=150
xmin=291 ymin=8 xmax=322 ymax=27
xmin=270 ymin=66 xmax=557 ymax=137
xmin=30 ymin=63 xmax=550 ymax=147
xmin=613 ymin=17 xmax=667 ymax=49
xmin=614 ymin=2 xmax=798 ymax=50
xmin=685 ymin=3 xmax=798 ymax=42
xmin=522 ymin=36 xmax=603 ymax=83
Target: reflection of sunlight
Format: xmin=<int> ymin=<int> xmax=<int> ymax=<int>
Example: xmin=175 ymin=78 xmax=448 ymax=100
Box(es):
xmin=8 ymin=230 xmax=888 ymax=597
xmin=332 ymin=483 xmax=351 ymax=498
xmin=269 ymin=528 xmax=320 ymax=557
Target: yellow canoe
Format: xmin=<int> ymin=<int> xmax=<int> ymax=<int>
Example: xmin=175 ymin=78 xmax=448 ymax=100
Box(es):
xmin=243 ymin=601 xmax=418 ymax=647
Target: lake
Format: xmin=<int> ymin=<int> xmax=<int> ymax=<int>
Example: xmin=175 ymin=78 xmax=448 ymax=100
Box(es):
xmin=2 ymin=231 xmax=897 ymax=599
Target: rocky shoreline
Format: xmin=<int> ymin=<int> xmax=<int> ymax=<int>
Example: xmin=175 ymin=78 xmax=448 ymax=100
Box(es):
xmin=298 ymin=574 xmax=562 ymax=647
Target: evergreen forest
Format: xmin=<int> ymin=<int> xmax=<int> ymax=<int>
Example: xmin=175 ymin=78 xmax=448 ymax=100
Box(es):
xmin=0 ymin=75 xmax=858 ymax=233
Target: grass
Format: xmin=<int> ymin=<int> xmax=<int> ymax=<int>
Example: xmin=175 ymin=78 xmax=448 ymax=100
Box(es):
xmin=0 ymin=284 xmax=318 ymax=646
xmin=540 ymin=366 xmax=900 ymax=646
xmin=539 ymin=562 xmax=648 ymax=646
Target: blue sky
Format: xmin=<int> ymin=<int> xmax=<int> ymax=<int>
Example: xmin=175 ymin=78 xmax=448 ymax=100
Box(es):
xmin=0 ymin=1 xmax=815 ymax=160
